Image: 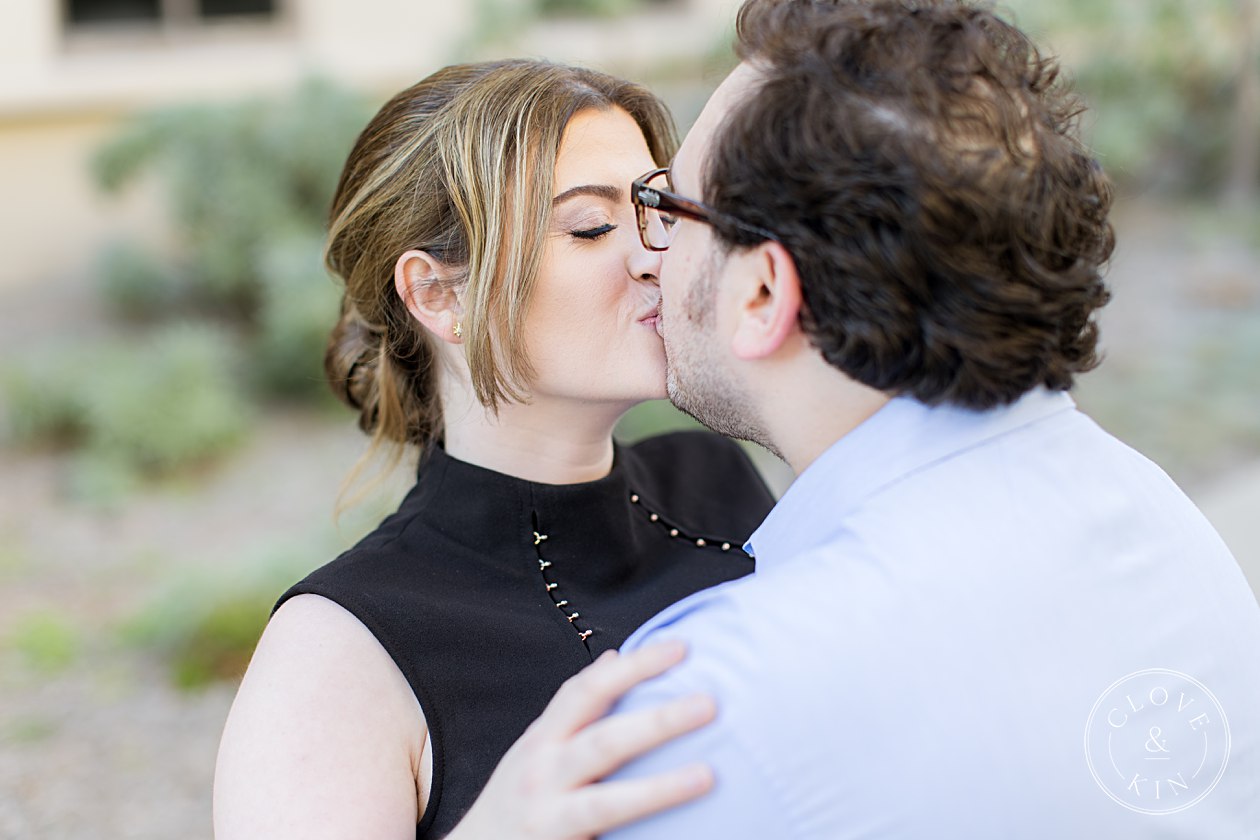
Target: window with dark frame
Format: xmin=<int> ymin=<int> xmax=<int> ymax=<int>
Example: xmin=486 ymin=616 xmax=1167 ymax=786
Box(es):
xmin=65 ymin=0 xmax=276 ymax=31
xmin=200 ymin=0 xmax=275 ymax=18
xmin=66 ymin=0 xmax=161 ymax=26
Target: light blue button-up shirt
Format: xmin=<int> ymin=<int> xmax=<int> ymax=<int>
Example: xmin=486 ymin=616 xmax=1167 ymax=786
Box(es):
xmin=607 ymin=389 xmax=1260 ymax=839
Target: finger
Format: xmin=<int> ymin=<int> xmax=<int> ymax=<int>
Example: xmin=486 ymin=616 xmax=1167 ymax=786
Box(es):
xmin=560 ymin=762 xmax=714 ymax=837
xmin=531 ymin=641 xmax=687 ymax=739
xmin=558 ymin=693 xmax=716 ymax=787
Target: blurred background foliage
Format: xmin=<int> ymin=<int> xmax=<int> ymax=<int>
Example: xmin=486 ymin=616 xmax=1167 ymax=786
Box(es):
xmin=1 ymin=0 xmax=1257 ymax=692
xmin=535 ymin=0 xmax=668 ymax=16
xmin=118 ymin=528 xmax=354 ymax=689
xmin=4 ymin=323 xmax=253 ymax=504
xmin=91 ymin=77 xmax=369 ymax=321
xmin=3 ymin=78 xmax=367 ymax=510
xmin=1003 ymin=0 xmax=1253 ymax=196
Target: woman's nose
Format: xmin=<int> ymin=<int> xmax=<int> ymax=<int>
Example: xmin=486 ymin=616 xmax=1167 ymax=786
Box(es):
xmin=627 ymin=235 xmax=662 ymax=284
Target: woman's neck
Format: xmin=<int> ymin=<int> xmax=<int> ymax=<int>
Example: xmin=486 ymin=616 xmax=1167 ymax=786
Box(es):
xmin=439 ymin=377 xmax=626 ymax=485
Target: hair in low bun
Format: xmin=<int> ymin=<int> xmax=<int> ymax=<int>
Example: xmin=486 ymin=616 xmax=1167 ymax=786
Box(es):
xmin=325 ymin=295 xmax=442 ymax=448
xmin=322 ymin=59 xmax=676 ymax=495
xmin=324 ymin=302 xmax=381 ymax=419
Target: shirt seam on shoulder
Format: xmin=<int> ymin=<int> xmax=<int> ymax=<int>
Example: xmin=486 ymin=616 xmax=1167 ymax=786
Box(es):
xmin=859 ymin=403 xmax=1076 ymax=512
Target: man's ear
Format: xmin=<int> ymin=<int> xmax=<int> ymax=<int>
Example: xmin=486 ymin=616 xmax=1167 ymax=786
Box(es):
xmin=730 ymin=241 xmax=802 ymax=361
xmin=394 ymin=249 xmax=463 ymax=344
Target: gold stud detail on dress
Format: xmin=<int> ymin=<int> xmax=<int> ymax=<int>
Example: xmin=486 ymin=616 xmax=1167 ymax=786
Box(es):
xmin=533 ymin=532 xmax=549 ymax=545
xmin=556 ymin=600 xmax=569 ymax=608
xmin=636 ymin=498 xmax=741 ymax=554
xmin=539 ymin=559 xmax=552 ymax=570
xmin=567 ymin=612 xmax=580 ymax=623
xmin=546 ymin=582 xmax=558 ymax=591
xmin=578 ymin=630 xmax=593 ymax=641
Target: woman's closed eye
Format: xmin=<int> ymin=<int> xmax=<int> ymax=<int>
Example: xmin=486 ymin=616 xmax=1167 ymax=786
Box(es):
xmin=570 ymin=223 xmax=617 ymax=241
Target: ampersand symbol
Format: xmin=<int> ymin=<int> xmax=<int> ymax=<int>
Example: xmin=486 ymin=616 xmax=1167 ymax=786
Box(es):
xmin=1145 ymin=726 xmax=1170 ymax=753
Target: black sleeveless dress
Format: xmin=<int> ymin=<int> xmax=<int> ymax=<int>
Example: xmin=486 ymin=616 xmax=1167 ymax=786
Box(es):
xmin=274 ymin=430 xmax=776 ymax=838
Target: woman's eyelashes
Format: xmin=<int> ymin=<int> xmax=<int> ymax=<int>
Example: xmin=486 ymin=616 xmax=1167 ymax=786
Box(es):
xmin=569 ymin=223 xmax=616 ymax=241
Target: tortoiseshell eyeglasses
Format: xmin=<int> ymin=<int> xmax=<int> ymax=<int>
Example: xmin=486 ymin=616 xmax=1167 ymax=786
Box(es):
xmin=631 ymin=167 xmax=779 ymax=252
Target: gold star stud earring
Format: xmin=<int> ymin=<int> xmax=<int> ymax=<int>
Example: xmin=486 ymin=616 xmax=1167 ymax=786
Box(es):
xmin=453 ymin=321 xmax=463 ymax=338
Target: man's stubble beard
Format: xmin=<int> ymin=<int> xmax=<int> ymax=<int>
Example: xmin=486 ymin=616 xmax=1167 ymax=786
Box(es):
xmin=663 ymin=249 xmax=777 ymax=455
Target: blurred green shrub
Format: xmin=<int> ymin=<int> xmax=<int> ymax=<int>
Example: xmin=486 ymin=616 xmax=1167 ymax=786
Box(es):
xmin=83 ymin=324 xmax=253 ymax=473
xmin=2 ymin=716 xmax=58 ymax=745
xmin=252 ymin=233 xmax=342 ymax=402
xmin=118 ymin=527 xmax=372 ymax=690
xmin=534 ymin=0 xmax=649 ymax=17
xmin=99 ymin=239 xmax=185 ymax=322
xmin=122 ymin=576 xmax=277 ymax=689
xmin=91 ymin=77 xmax=367 ymax=397
xmin=2 ymin=353 xmax=91 ymax=449
xmin=8 ymin=610 xmax=79 ymax=673
xmin=2 ymin=323 xmax=252 ymax=498
xmin=1005 ymin=0 xmax=1245 ymax=193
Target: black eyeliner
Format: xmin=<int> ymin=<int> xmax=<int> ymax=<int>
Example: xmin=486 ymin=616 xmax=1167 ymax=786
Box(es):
xmin=570 ymin=223 xmax=617 ymax=239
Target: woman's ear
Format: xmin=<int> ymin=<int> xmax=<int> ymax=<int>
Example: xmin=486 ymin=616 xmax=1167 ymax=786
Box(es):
xmin=730 ymin=240 xmax=803 ymax=361
xmin=394 ymin=250 xmax=463 ymax=344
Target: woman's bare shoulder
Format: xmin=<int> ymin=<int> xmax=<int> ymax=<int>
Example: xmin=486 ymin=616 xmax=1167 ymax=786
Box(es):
xmin=261 ymin=592 xmax=404 ymax=667
xmin=214 ymin=593 xmax=429 ymax=839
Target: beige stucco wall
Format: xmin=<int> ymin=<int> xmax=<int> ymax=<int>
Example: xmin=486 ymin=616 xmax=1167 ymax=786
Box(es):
xmin=0 ymin=0 xmax=476 ymax=114
xmin=0 ymin=0 xmax=735 ymax=291
xmin=0 ymin=0 xmax=479 ymax=291
xmin=0 ymin=110 xmax=170 ymax=290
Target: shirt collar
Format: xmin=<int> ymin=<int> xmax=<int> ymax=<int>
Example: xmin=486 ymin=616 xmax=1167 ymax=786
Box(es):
xmin=745 ymin=388 xmax=1077 ymax=565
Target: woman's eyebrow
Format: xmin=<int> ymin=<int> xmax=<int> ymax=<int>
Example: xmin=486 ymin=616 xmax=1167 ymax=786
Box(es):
xmin=552 ymin=184 xmax=622 ymax=205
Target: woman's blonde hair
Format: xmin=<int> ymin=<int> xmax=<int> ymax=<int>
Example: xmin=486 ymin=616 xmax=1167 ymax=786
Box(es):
xmin=324 ymin=59 xmax=676 ymax=471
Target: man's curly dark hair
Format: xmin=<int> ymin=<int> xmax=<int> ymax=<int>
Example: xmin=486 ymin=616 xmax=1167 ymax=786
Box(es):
xmin=706 ymin=0 xmax=1115 ymax=409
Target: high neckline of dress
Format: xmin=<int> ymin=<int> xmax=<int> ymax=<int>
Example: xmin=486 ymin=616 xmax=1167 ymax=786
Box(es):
xmin=417 ymin=441 xmax=627 ymax=496
xmin=401 ymin=435 xmax=756 ymax=584
xmin=406 ymin=441 xmax=637 ymax=562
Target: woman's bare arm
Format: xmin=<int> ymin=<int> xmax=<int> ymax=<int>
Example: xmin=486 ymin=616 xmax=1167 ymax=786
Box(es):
xmin=213 ymin=594 xmax=429 ymax=839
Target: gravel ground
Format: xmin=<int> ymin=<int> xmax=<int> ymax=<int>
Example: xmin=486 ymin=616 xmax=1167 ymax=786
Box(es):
xmin=0 ymin=658 xmax=235 ymax=840
xmin=0 ymin=412 xmax=372 ymax=840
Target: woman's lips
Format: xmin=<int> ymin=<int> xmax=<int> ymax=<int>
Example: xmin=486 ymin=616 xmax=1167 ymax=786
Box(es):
xmin=638 ymin=301 xmax=663 ymax=337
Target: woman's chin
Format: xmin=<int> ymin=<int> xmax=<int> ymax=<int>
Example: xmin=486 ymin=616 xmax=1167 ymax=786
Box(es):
xmin=644 ymin=358 xmax=669 ymax=401
xmin=622 ymin=379 xmax=669 ymax=405
xmin=594 ymin=352 xmax=668 ymax=404
xmin=621 ymin=376 xmax=668 ymax=403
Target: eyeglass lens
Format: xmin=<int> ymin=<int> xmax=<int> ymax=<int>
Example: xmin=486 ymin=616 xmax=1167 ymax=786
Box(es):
xmin=639 ymin=171 xmax=678 ymax=250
